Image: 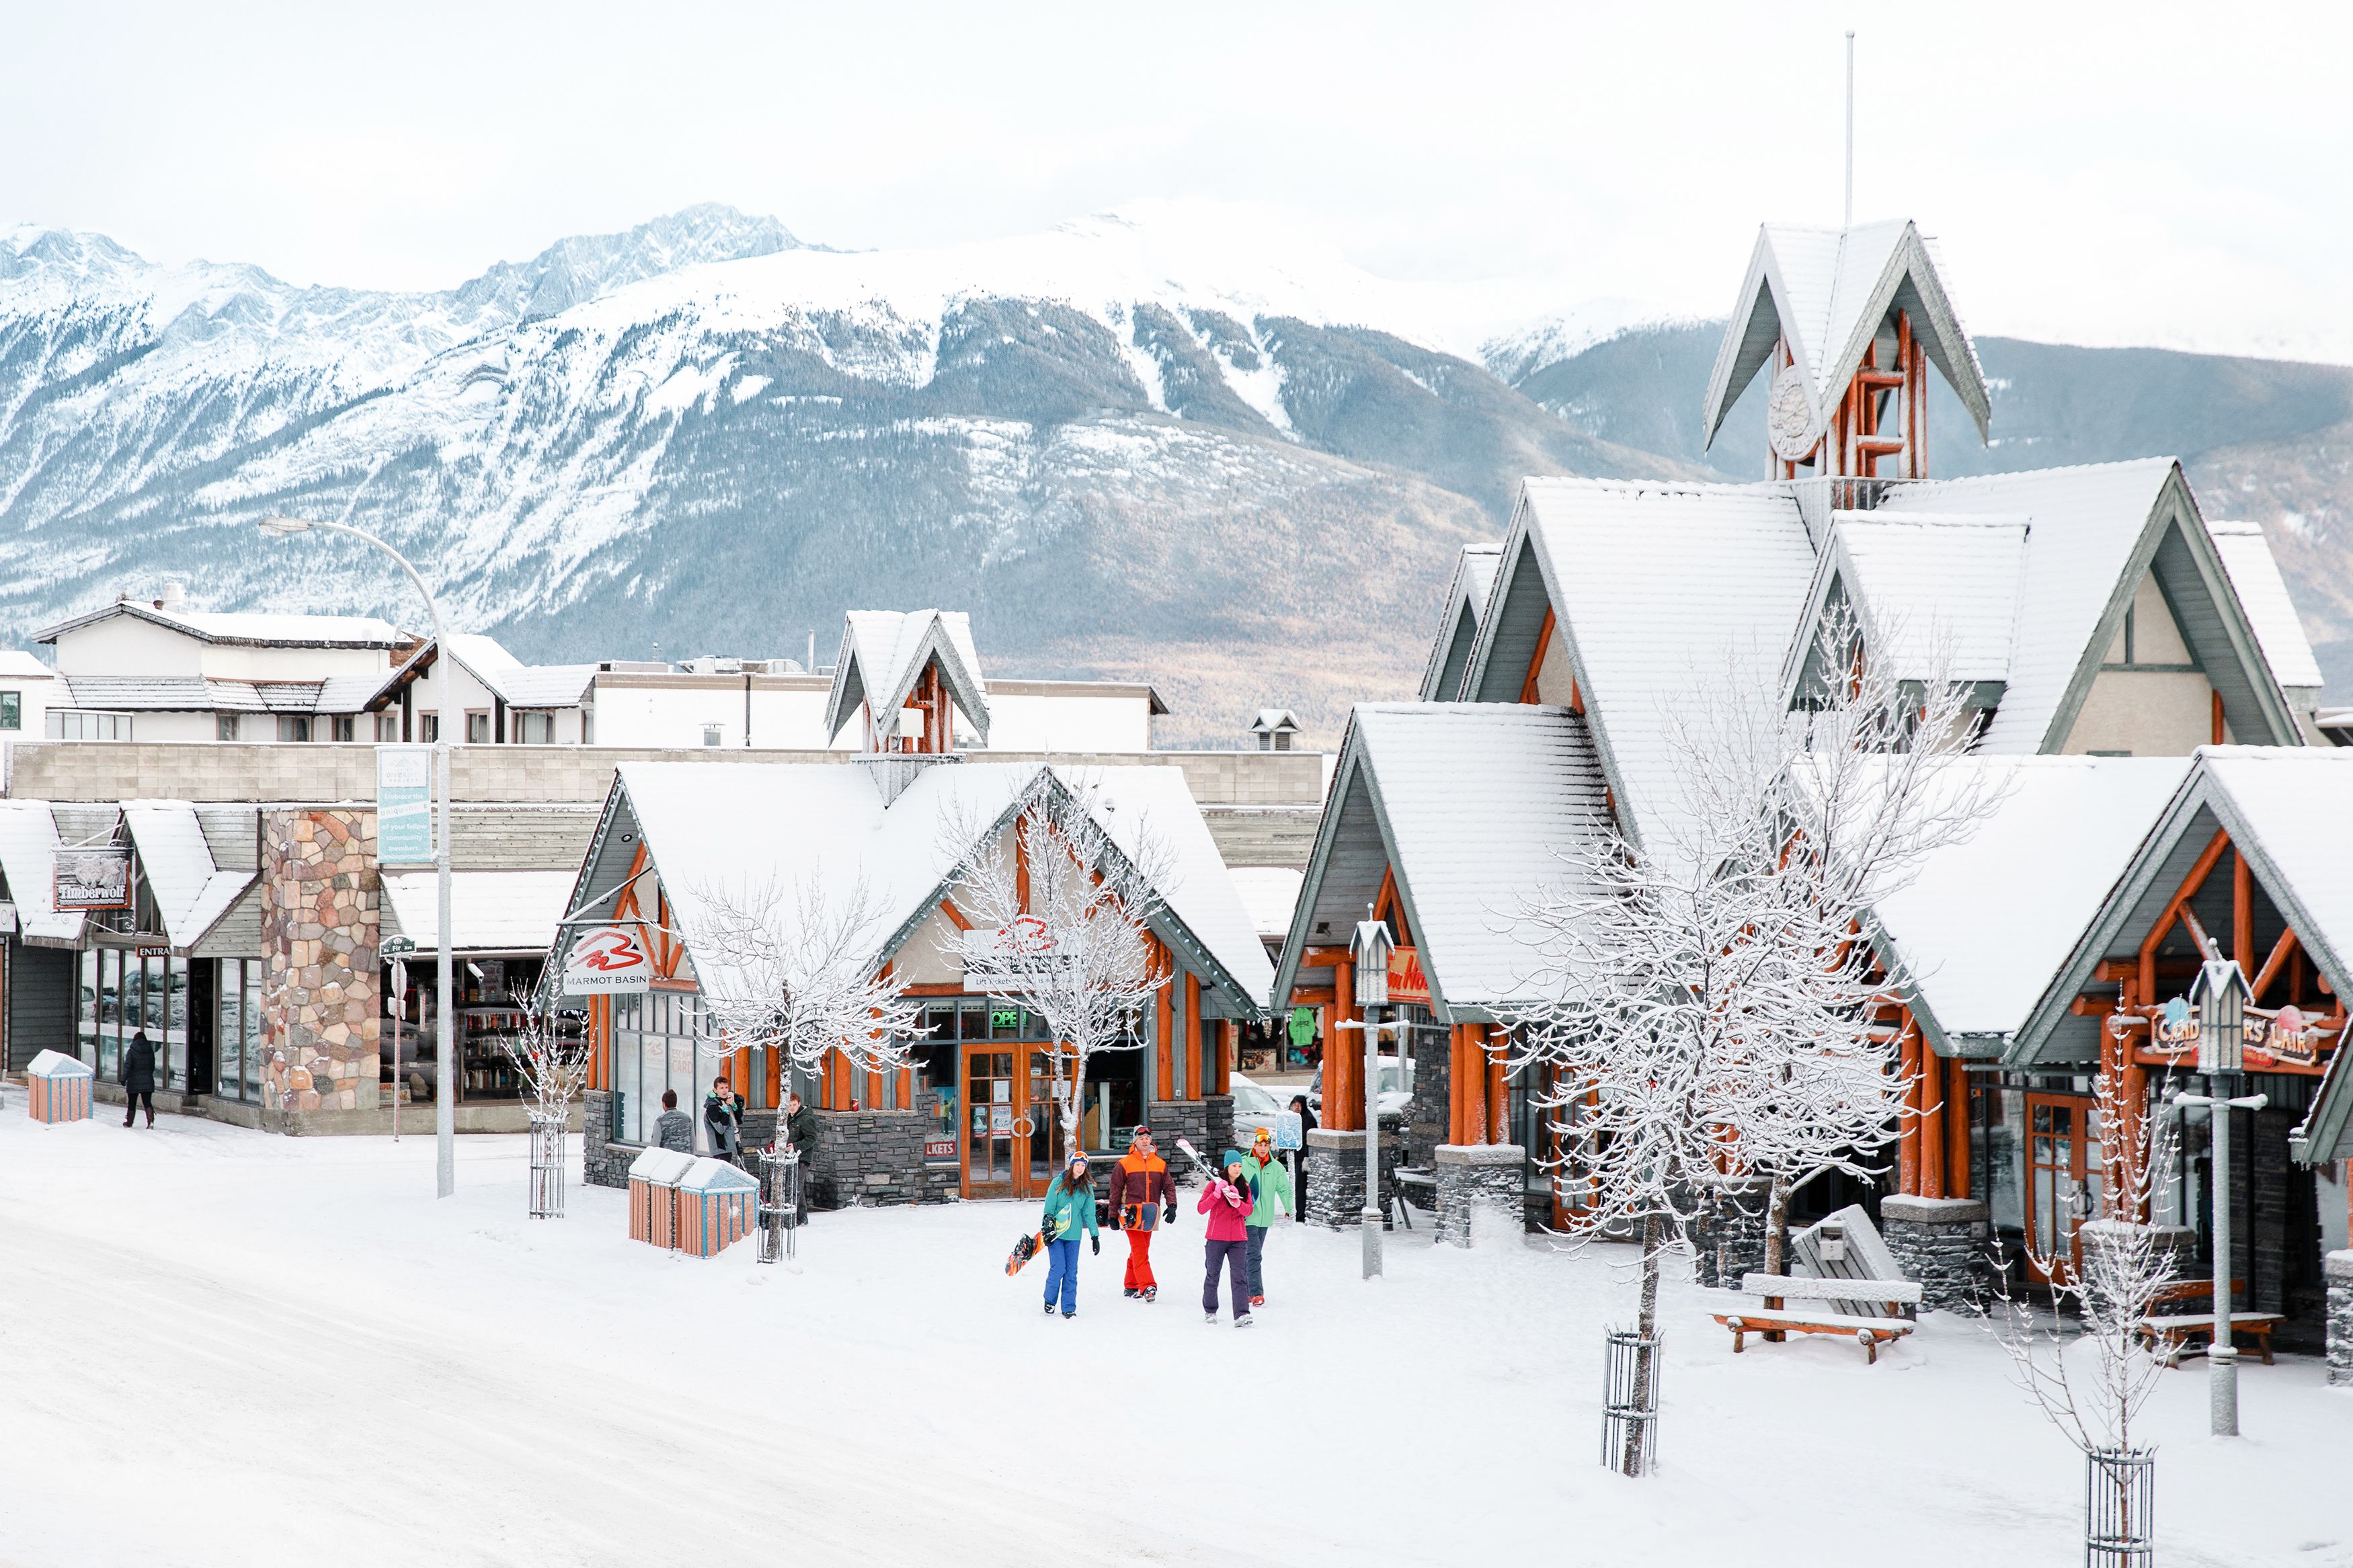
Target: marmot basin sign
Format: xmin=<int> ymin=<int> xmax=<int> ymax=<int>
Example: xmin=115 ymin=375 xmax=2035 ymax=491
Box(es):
xmin=564 ymin=926 xmax=653 ymax=993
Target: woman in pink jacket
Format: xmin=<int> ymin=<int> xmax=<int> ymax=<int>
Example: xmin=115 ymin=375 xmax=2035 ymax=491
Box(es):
xmin=1199 ymin=1148 xmax=1257 ymax=1327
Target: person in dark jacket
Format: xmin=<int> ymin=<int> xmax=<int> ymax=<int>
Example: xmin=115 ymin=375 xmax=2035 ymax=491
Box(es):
xmin=1107 ymin=1124 xmax=1177 ymax=1301
xmin=653 ymin=1087 xmax=693 ymax=1153
xmin=704 ymin=1075 xmax=743 ymax=1163
xmin=120 ymin=1030 xmax=157 ymax=1128
xmin=781 ymin=1091 xmax=819 ymax=1222
xmin=1289 ymin=1094 xmax=1317 ymax=1222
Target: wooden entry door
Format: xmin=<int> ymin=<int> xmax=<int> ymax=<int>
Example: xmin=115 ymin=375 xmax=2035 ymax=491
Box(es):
xmin=964 ymin=1049 xmax=1021 ymax=1198
xmin=2025 ymin=1092 xmax=2102 ymax=1281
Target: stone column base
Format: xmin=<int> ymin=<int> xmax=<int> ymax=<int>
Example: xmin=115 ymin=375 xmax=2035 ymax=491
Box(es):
xmin=582 ymin=1088 xmax=630 ymax=1189
xmin=1693 ymin=1180 xmax=1771 ymax=1287
xmin=1434 ymin=1143 xmax=1523 ymax=1247
xmin=1306 ymin=1128 xmax=1402 ymax=1230
xmin=2326 ymin=1250 xmax=2353 ymax=1387
xmin=1881 ymin=1196 xmax=1989 ymax=1312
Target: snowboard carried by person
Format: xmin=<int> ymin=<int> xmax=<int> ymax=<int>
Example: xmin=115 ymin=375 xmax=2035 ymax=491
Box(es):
xmin=1005 ymin=1228 xmax=1051 ymax=1276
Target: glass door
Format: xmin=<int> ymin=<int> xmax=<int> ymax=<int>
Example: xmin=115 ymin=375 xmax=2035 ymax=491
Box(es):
xmin=965 ymin=1050 xmax=1019 ymax=1197
xmin=1026 ymin=1048 xmax=1070 ymax=1191
xmin=2026 ymin=1093 xmax=2102 ymax=1281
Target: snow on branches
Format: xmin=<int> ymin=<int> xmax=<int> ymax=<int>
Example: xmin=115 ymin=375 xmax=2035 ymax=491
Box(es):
xmin=690 ymin=872 xmax=924 ymax=1098
xmin=1502 ymin=604 xmax=2009 ymax=1335
xmin=946 ymin=772 xmax=1170 ymax=1143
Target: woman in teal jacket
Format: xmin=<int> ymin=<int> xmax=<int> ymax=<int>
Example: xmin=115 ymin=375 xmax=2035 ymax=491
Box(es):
xmin=1039 ymin=1153 xmax=1100 ymax=1318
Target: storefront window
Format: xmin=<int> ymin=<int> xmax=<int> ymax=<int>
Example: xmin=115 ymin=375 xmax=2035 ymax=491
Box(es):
xmin=78 ymin=949 xmax=99 ymax=1068
xmin=243 ymin=963 xmax=264 ymax=1100
xmin=216 ymin=960 xmax=241 ymax=1098
xmin=610 ymin=990 xmax=714 ymax=1145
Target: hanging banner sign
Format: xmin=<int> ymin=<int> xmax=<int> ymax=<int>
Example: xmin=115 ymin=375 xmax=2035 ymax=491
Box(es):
xmin=563 ymin=926 xmax=653 ymax=993
xmin=376 ymin=745 xmax=434 ymax=865
xmin=54 ymin=846 xmax=131 ymax=910
xmin=1386 ymin=944 xmax=1430 ymax=1007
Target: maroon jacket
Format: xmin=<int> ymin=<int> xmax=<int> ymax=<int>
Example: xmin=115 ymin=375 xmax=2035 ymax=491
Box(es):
xmin=1107 ymin=1150 xmax=1174 ymax=1229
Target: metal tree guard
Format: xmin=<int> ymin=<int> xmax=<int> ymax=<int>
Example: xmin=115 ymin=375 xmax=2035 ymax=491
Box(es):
xmin=2084 ymin=1446 xmax=2155 ymax=1568
xmin=526 ymin=1110 xmax=567 ymax=1219
xmin=758 ymin=1145 xmax=803 ymax=1264
xmin=1600 ymin=1326 xmax=1661 ymax=1477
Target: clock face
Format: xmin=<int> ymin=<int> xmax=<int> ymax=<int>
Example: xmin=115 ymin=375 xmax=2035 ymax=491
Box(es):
xmin=1766 ymin=361 xmax=1819 ymax=463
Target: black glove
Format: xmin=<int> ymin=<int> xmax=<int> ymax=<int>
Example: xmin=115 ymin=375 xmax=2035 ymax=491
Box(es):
xmin=1090 ymin=1236 xmax=1100 ymax=1256
xmin=1162 ymin=1200 xmax=1177 ymax=1224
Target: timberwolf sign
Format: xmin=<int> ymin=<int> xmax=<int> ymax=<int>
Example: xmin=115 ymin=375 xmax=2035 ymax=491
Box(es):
xmin=54 ymin=846 xmax=130 ymax=911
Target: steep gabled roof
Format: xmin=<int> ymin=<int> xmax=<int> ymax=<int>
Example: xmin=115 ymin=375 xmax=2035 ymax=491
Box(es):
xmin=1270 ymin=703 xmax=1611 ymax=1020
xmin=1417 ymin=543 xmax=1503 ymax=702
xmin=1782 ymin=511 xmax=2026 ymax=698
xmin=1702 ymin=220 xmax=1990 ymax=455
xmin=0 ymin=801 xmax=90 ymax=944
xmin=2014 ymin=747 xmax=2353 ymax=1075
xmin=1891 ymin=460 xmax=2300 ymax=751
xmin=1835 ymin=756 xmax=2189 ymax=1057
xmin=1461 ymin=478 xmax=1817 ymax=872
xmin=822 ymin=610 xmax=991 ymax=747
xmin=120 ymin=800 xmax=255 ymax=952
xmin=33 ymin=600 xmax=408 ymax=649
xmin=2206 ymin=518 xmax=2324 ymax=692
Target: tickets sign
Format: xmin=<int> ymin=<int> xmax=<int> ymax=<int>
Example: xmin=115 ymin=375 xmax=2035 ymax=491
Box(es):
xmin=563 ymin=926 xmax=653 ymax=993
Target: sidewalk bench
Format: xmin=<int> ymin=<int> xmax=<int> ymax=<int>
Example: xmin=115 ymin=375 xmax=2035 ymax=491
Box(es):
xmin=2135 ymin=1311 xmax=2280 ymax=1367
xmin=1715 ymin=1274 xmax=1922 ymax=1364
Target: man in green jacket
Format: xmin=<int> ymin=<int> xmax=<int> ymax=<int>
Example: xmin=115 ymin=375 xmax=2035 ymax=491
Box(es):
xmin=1242 ymin=1126 xmax=1292 ymax=1307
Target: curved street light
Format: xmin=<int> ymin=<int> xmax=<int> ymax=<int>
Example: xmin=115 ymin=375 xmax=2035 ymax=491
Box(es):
xmin=257 ymin=515 xmax=458 ymax=1199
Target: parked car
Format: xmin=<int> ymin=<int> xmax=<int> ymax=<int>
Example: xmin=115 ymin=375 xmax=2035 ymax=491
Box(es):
xmin=1229 ymin=1073 xmax=1289 ymax=1147
xmin=1306 ymin=1055 xmax=1414 ymax=1118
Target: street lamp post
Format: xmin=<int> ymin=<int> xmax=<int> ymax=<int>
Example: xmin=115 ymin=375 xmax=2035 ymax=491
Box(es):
xmin=1336 ymin=913 xmax=1403 ymax=1280
xmin=2171 ymin=955 xmax=2264 ymax=1438
xmin=260 ymin=515 xmax=458 ymax=1198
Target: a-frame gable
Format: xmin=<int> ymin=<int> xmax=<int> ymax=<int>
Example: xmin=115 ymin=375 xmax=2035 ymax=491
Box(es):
xmin=823 ymin=611 xmax=992 ymax=749
xmin=1460 ymin=501 xmax=1554 ymax=705
xmin=2044 ymin=465 xmax=2301 ymax=752
xmin=1417 ymin=543 xmax=1503 ymax=702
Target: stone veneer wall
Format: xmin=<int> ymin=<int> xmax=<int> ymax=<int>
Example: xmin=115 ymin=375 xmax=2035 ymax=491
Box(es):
xmin=258 ymin=809 xmax=380 ymax=1114
xmin=2326 ymin=1250 xmax=2352 ymax=1387
xmin=1435 ymin=1143 xmax=1523 ymax=1247
xmin=1306 ymin=1127 xmax=1404 ymax=1230
xmin=1151 ymin=1101 xmax=1211 ymax=1178
xmin=1882 ymin=1196 xmax=1989 ymax=1312
xmin=1691 ymin=1182 xmax=1770 ymax=1288
xmin=807 ymin=1110 xmax=959 ymax=1208
xmin=582 ymin=1089 xmax=629 ymax=1188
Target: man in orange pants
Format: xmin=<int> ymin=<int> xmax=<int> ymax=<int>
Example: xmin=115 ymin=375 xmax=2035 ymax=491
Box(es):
xmin=1108 ymin=1124 xmax=1176 ymax=1301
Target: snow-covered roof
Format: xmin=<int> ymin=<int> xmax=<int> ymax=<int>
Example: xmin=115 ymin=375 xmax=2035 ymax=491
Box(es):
xmin=1819 ymin=511 xmax=2026 ymax=684
xmin=360 ymin=634 xmax=596 ymax=712
xmin=0 ymin=649 xmax=56 ymax=679
xmin=380 ymin=869 xmax=579 ymax=954
xmin=0 ymin=802 xmax=90 ymax=944
xmin=822 ymin=610 xmax=990 ymax=747
xmin=1273 ymin=704 xmax=1612 ymax=1016
xmin=2206 ymin=519 xmax=2324 ymax=691
xmin=33 ymin=600 xmax=408 ymax=649
xmin=1249 ymin=709 xmax=1302 ymax=734
xmin=54 ymin=675 xmax=385 ymax=715
xmin=603 ymin=759 xmax=1273 ymax=1012
xmin=1853 ymin=757 xmax=2190 ymax=1050
xmin=1417 ymin=543 xmax=1503 ymax=702
xmin=120 ymin=800 xmax=255 ymax=950
xmin=1484 ymin=479 xmax=1818 ymax=871
xmin=1228 ymin=866 xmax=1304 ymax=940
xmin=26 ymin=1047 xmax=91 ymax=1078
xmin=1701 ymin=220 xmax=1990 ymax=454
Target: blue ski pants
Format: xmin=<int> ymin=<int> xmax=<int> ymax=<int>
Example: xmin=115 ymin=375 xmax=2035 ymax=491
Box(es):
xmin=1042 ymin=1237 xmax=1081 ymax=1315
xmin=1245 ymin=1226 xmax=1268 ymax=1298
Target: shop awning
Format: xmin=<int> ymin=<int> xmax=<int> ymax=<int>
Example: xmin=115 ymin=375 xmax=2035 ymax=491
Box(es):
xmin=121 ymin=800 xmax=255 ymax=952
xmin=0 ymin=800 xmax=89 ymax=946
xmin=380 ymin=869 xmax=574 ymax=956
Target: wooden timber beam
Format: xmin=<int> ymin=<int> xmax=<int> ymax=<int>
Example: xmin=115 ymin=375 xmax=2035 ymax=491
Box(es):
xmin=2139 ymin=829 xmax=2232 ymax=1006
xmin=1519 ymin=609 xmax=1556 ymax=705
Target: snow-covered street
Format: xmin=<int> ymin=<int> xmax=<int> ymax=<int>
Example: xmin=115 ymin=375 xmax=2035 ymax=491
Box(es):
xmin=2 ymin=1114 xmax=2346 ymax=1568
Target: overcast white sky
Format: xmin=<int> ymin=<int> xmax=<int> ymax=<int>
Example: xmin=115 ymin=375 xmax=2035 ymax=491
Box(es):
xmin=7 ymin=1 xmax=2349 ymax=360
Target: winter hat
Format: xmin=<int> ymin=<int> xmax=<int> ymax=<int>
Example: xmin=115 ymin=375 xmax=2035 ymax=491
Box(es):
xmin=1222 ymin=1148 xmax=1246 ymax=1171
xmin=1129 ymin=1124 xmax=1154 ymax=1145
xmin=1252 ymin=1126 xmax=1273 ymax=1147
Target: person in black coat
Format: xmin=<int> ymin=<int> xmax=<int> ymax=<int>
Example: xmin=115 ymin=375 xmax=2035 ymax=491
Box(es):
xmin=1289 ymin=1094 xmax=1317 ymax=1222
xmin=781 ymin=1091 xmax=819 ymax=1221
xmin=121 ymin=1030 xmax=157 ymax=1128
xmin=704 ymin=1075 xmax=744 ymax=1163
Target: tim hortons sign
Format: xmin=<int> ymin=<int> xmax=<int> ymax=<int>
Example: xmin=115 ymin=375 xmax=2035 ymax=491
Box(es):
xmin=563 ymin=926 xmax=653 ymax=993
xmin=1386 ymin=944 xmax=1430 ymax=1007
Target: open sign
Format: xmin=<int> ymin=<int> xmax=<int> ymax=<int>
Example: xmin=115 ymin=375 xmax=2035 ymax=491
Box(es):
xmin=563 ymin=926 xmax=653 ymax=993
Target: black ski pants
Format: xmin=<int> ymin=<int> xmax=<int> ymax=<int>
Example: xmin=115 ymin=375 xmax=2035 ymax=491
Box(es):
xmin=1203 ymin=1237 xmax=1250 ymax=1319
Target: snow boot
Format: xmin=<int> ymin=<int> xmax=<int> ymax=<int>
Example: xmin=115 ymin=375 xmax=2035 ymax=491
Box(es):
xmin=1123 ymin=1287 xmax=1140 ymax=1299
xmin=1250 ymin=1295 xmax=1266 ymax=1308
xmin=1143 ymin=1285 xmax=1157 ymax=1303
xmin=1204 ymin=1311 xmax=1218 ymax=1324
xmin=1235 ymin=1315 xmax=1257 ymax=1329
xmin=1042 ymin=1301 xmax=1056 ymax=1316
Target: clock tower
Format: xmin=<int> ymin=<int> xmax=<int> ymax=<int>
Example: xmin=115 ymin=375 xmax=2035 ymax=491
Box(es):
xmin=1700 ymin=219 xmax=1991 ymax=483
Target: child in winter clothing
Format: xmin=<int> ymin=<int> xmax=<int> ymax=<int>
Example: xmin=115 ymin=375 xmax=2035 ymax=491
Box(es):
xmin=1039 ymin=1153 xmax=1100 ymax=1318
xmin=1199 ymin=1149 xmax=1257 ymax=1326
xmin=1242 ymin=1127 xmax=1293 ymax=1305
xmin=1107 ymin=1125 xmax=1177 ymax=1301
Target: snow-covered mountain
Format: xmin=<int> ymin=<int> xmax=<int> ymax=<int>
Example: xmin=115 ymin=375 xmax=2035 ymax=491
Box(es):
xmin=0 ymin=202 xmax=1685 ymax=741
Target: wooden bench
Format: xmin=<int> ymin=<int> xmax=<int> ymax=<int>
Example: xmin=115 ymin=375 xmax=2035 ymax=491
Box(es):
xmin=2132 ymin=1280 xmax=2279 ymax=1367
xmin=1715 ymin=1274 xmax=1923 ymax=1365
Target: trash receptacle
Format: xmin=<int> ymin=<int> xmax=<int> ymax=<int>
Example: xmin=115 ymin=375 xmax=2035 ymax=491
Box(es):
xmin=677 ymin=1156 xmax=759 ymax=1258
xmin=627 ymin=1147 xmax=694 ymax=1249
xmin=26 ymin=1049 xmax=93 ymax=1124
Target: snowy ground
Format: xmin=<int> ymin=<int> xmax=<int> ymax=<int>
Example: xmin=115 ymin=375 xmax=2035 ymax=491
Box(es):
xmin=3 ymin=1114 xmax=2348 ymax=1568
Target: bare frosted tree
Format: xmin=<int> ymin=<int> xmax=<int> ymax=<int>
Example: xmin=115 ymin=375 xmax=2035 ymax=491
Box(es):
xmin=495 ymin=999 xmax=593 ymax=1219
xmin=1501 ymin=603 xmax=2006 ymax=1475
xmin=1987 ymin=1060 xmax=2180 ymax=1541
xmin=690 ymin=872 xmax=926 ymax=1122
xmin=947 ymin=772 xmax=1171 ymax=1151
